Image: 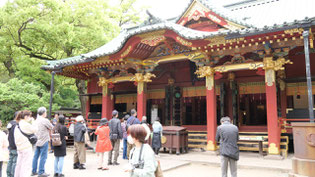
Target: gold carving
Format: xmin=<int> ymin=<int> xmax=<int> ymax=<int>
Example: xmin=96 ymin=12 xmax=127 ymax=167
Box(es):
xmin=120 ymin=46 xmax=132 ymax=58
xmin=268 ymin=143 xmax=280 ymax=155
xmin=207 ymin=140 xmax=217 ymax=151
xmin=141 ymin=35 xmax=166 ymax=46
xmin=131 ymin=73 xmax=156 ymax=94
xmin=206 ymin=36 xmax=226 ymax=46
xmin=98 ymin=77 xmax=111 ymax=95
xmin=195 ymin=66 xmax=215 ymax=90
xmin=263 ymin=57 xmax=293 ymax=71
xmin=176 ymin=36 xmax=192 ymax=46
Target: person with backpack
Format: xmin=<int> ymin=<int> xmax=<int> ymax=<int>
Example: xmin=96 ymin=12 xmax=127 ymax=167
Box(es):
xmin=14 ymin=110 xmax=38 ymax=177
xmin=95 ymin=118 xmax=112 ymax=170
xmin=122 ymin=115 xmax=129 ymax=160
xmin=126 ymin=109 xmax=140 ymax=158
xmin=6 ymin=111 xmax=20 ymax=177
xmin=108 ymin=110 xmax=123 ymax=165
xmin=52 ymin=115 xmax=68 ymax=177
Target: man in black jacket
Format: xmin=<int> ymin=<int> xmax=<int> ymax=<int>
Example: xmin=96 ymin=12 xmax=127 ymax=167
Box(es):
xmin=108 ymin=110 xmax=123 ymax=165
xmin=216 ymin=117 xmax=239 ymax=177
xmin=73 ymin=115 xmax=87 ymax=170
xmin=6 ymin=111 xmax=19 ymax=177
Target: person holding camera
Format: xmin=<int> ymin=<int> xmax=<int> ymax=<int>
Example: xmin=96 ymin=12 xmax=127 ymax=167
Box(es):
xmin=126 ymin=124 xmax=157 ymax=177
xmin=14 ymin=110 xmax=38 ymax=177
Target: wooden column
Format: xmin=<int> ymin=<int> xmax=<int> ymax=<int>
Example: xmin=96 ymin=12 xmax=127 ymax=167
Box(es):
xmin=132 ymin=73 xmax=156 ymax=122
xmin=101 ymin=84 xmax=112 ymax=119
xmin=206 ymin=74 xmax=217 ymax=151
xmin=137 ymin=81 xmax=147 ymax=122
xmin=98 ymin=77 xmax=113 ymax=119
xmin=196 ymin=66 xmax=217 ymax=151
xmin=264 ymin=57 xmax=280 ymax=155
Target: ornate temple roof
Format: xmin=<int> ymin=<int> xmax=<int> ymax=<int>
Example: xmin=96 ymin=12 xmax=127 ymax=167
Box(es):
xmin=41 ymin=0 xmax=315 ymax=71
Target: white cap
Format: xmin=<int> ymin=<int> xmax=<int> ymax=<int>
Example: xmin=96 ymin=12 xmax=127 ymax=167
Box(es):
xmin=76 ymin=115 xmax=84 ymax=122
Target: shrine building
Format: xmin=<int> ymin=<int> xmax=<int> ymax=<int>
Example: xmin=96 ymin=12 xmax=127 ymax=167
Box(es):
xmin=42 ymin=0 xmax=315 ymax=155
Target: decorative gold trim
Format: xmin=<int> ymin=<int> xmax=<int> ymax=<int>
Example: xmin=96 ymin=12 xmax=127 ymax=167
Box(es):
xmin=91 ymin=56 xmax=110 ymax=65
xmin=136 ymin=30 xmax=166 ymax=39
xmin=120 ymin=46 xmax=132 ymax=58
xmin=268 ymin=143 xmax=280 ymax=155
xmin=176 ymin=36 xmax=192 ymax=46
xmin=206 ymin=36 xmax=226 ymax=46
xmin=207 ymin=140 xmax=217 ymax=151
xmin=284 ymin=28 xmax=303 ymax=34
xmin=215 ymin=62 xmax=264 ymax=73
xmin=131 ymin=73 xmax=156 ymax=83
xmin=263 ymin=57 xmax=292 ymax=71
xmin=141 ymin=35 xmax=166 ymax=46
xmin=195 ymin=66 xmax=215 ymax=90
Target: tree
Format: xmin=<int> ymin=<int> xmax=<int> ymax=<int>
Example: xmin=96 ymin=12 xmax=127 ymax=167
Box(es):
xmin=0 ymin=78 xmax=59 ymax=122
xmin=0 ymin=0 xmax=142 ymax=119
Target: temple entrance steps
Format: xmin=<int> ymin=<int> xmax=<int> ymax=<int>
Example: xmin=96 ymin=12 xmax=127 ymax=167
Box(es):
xmin=187 ymin=131 xmax=289 ymax=156
xmin=188 ymin=131 xmax=207 ymax=149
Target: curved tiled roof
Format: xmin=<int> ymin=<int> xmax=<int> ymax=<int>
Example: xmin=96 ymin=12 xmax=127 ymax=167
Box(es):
xmin=41 ymin=0 xmax=315 ymax=71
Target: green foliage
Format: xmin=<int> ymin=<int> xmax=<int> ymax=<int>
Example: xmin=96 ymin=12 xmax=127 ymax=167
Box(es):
xmin=0 ymin=78 xmax=59 ymax=122
xmin=0 ymin=0 xmax=142 ymax=122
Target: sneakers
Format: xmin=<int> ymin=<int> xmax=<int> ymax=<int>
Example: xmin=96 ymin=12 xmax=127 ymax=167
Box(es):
xmin=108 ymin=162 xmax=113 ymax=165
xmin=58 ymin=174 xmax=65 ymax=177
xmin=78 ymin=164 xmax=86 ymax=170
xmin=54 ymin=173 xmax=58 ymax=177
xmin=31 ymin=172 xmax=38 ymax=176
xmin=73 ymin=162 xmax=80 ymax=169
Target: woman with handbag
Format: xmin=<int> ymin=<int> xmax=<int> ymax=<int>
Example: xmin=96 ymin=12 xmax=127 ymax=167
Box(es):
xmin=125 ymin=124 xmax=158 ymax=177
xmin=53 ymin=115 xmax=68 ymax=177
xmin=95 ymin=118 xmax=112 ymax=170
xmin=14 ymin=110 xmax=38 ymax=177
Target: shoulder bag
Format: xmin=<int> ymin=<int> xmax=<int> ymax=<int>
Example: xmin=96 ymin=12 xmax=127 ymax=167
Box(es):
xmin=17 ymin=124 xmax=37 ymax=145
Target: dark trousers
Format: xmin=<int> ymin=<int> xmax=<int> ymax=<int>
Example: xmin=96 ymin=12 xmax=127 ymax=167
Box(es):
xmin=0 ymin=161 xmax=3 ymax=177
xmin=108 ymin=139 xmax=120 ymax=163
xmin=6 ymin=149 xmax=18 ymax=177
xmin=122 ymin=138 xmax=127 ymax=159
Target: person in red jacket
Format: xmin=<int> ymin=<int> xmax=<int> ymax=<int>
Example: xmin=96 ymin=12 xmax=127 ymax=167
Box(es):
xmin=95 ymin=118 xmax=112 ymax=170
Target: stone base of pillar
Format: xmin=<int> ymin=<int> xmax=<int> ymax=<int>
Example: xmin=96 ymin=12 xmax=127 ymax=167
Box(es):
xmin=268 ymin=143 xmax=280 ymax=155
xmin=291 ymin=157 xmax=315 ymax=177
xmin=206 ymin=140 xmax=217 ymax=151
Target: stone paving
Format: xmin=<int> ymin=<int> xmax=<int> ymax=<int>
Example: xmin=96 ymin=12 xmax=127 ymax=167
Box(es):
xmin=2 ymin=146 xmax=293 ymax=177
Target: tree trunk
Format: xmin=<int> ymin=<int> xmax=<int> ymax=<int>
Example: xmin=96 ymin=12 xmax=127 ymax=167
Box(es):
xmin=3 ymin=58 xmax=15 ymax=77
xmin=75 ymin=79 xmax=87 ymax=119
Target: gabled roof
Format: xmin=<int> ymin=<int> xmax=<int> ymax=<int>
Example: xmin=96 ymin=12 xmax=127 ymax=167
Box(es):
xmin=175 ymin=0 xmax=251 ymax=28
xmin=41 ymin=0 xmax=315 ymax=71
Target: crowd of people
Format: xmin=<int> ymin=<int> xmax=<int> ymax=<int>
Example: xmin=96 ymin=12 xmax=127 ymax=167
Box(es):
xmin=0 ymin=107 xmax=164 ymax=177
